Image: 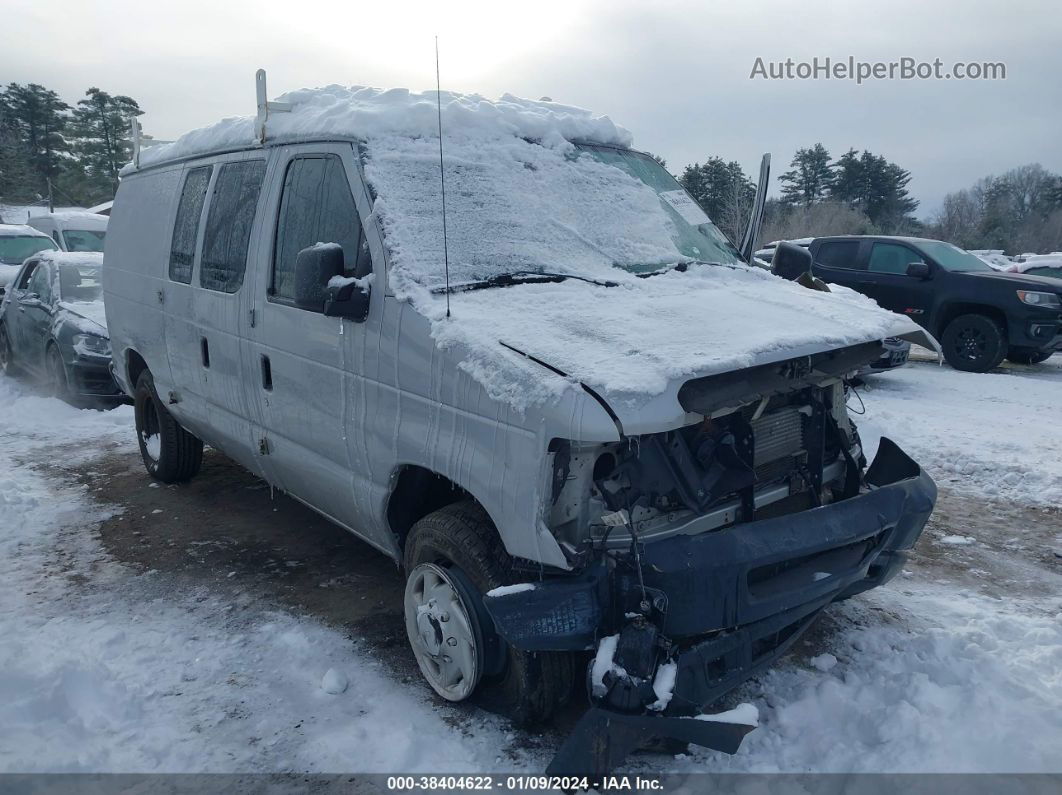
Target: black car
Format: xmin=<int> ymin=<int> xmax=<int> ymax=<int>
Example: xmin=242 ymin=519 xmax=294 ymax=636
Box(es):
xmin=808 ymin=236 xmax=1062 ymax=372
xmin=0 ymin=251 xmax=122 ymax=403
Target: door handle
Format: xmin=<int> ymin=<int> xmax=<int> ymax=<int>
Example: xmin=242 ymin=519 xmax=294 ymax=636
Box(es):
xmin=260 ymin=355 xmax=272 ymax=391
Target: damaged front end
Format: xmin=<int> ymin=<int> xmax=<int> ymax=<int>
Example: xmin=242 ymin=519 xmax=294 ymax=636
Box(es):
xmin=484 ymin=345 xmax=937 ymax=776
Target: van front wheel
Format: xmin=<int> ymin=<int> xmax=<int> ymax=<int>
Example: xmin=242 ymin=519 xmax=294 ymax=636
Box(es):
xmin=134 ymin=370 xmax=203 ymax=482
xmin=403 ymin=501 xmax=574 ymax=726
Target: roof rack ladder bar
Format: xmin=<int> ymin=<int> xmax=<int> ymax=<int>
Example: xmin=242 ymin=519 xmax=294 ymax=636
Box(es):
xmin=255 ymin=69 xmax=292 ymax=145
xmin=129 ymin=116 xmax=141 ymax=169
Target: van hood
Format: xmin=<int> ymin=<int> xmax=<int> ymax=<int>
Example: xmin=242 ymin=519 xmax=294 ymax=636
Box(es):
xmin=426 ymin=264 xmax=933 ymax=433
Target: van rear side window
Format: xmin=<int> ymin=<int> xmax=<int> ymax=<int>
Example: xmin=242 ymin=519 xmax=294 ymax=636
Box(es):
xmin=271 ymin=155 xmax=370 ymax=302
xmin=200 ymin=160 xmax=266 ymax=293
xmin=169 ymin=166 xmax=212 ymax=283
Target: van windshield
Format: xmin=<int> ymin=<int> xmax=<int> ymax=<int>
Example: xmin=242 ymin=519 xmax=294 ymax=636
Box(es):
xmin=364 ymin=135 xmax=744 ymax=292
xmin=575 ymin=145 xmax=742 ymax=272
xmin=63 ymin=229 xmax=107 ymax=252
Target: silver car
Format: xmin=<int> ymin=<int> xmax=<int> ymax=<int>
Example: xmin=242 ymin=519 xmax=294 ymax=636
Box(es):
xmin=104 ymin=81 xmax=937 ymax=774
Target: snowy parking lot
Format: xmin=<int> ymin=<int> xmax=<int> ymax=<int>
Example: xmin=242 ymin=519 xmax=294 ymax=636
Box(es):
xmin=1 ymin=357 xmax=1061 ymax=774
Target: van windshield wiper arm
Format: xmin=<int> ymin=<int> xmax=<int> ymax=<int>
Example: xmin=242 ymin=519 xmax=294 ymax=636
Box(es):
xmin=434 ymin=270 xmax=618 ymax=294
xmin=635 ymin=261 xmax=735 ymax=278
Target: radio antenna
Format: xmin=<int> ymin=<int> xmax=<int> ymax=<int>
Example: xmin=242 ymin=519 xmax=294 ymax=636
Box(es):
xmin=435 ymin=36 xmax=451 ymax=318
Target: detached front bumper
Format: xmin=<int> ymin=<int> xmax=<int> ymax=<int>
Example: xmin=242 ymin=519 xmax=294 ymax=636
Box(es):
xmin=487 ymin=438 xmax=934 ymax=775
xmin=486 ymin=437 xmax=935 ymax=713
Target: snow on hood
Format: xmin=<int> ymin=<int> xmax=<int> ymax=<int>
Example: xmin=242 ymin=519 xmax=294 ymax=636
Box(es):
xmin=58 ymin=300 xmax=107 ymax=335
xmin=131 ymin=85 xmax=632 ymax=173
xmin=428 ymin=264 xmax=925 ymax=411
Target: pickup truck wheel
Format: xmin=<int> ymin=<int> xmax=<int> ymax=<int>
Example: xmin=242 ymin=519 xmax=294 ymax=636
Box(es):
xmin=134 ymin=370 xmax=203 ymax=482
xmin=0 ymin=323 xmax=20 ymax=376
xmin=940 ymin=314 xmax=1007 ymax=372
xmin=403 ymin=501 xmax=574 ymax=726
xmin=1006 ymin=348 xmax=1053 ymax=365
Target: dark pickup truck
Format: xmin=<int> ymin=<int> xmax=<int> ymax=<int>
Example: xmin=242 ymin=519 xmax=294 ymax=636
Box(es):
xmin=808 ymin=236 xmax=1062 ymax=372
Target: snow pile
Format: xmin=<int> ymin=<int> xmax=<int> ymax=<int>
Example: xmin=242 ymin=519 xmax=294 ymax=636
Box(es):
xmin=590 ymin=634 xmax=621 ymax=698
xmin=134 ymin=86 xmax=632 ymax=172
xmin=684 ymin=585 xmax=1062 ymax=772
xmin=969 ymin=250 xmax=1014 ymax=270
xmin=858 ymin=357 xmax=1062 ymax=507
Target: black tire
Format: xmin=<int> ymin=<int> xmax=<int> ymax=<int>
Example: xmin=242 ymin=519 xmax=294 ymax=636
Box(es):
xmin=1006 ymin=348 xmax=1053 ymax=365
xmin=46 ymin=344 xmax=74 ymax=403
xmin=403 ymin=501 xmax=574 ymax=726
xmin=0 ymin=322 xmax=20 ymax=376
xmin=134 ymin=369 xmax=203 ymax=482
xmin=940 ymin=314 xmax=1007 ymax=372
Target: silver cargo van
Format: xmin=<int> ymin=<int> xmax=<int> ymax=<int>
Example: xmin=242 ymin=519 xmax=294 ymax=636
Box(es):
xmin=105 ymin=80 xmax=936 ymax=774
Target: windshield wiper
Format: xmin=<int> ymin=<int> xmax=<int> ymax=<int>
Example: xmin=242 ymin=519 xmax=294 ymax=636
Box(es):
xmin=433 ymin=270 xmax=617 ymax=294
xmin=635 ymin=261 xmax=735 ymax=278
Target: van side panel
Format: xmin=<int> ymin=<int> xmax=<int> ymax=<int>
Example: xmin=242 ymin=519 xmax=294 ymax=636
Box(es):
xmin=103 ymin=166 xmax=182 ymax=396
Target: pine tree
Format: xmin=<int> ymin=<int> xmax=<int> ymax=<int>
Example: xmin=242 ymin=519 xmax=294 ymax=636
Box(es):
xmin=828 ymin=149 xmax=864 ymax=206
xmin=1 ymin=82 xmax=70 ymax=194
xmin=70 ymin=87 xmax=143 ymax=197
xmin=827 ymin=149 xmax=917 ymax=232
xmin=778 ymin=144 xmax=833 ymax=207
xmin=679 ymin=157 xmax=755 ymax=232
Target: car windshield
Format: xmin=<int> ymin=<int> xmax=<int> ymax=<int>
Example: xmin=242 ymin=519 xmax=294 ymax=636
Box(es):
xmin=57 ymin=263 xmax=103 ymax=303
xmin=919 ymin=240 xmax=994 ymax=272
xmin=364 ymin=136 xmax=744 ymax=291
xmin=63 ymin=229 xmax=106 ymax=252
xmin=0 ymin=234 xmax=58 ymax=264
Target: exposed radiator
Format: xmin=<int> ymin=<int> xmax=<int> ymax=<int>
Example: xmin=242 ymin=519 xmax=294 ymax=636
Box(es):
xmin=751 ymin=406 xmax=805 ymax=465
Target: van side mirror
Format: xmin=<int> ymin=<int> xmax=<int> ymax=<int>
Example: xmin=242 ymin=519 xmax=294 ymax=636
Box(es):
xmin=324 ymin=276 xmax=371 ymax=323
xmin=293 ymin=244 xmax=344 ymax=311
xmin=772 ymin=241 xmax=814 ymax=281
xmin=906 ymin=262 xmax=931 ymax=279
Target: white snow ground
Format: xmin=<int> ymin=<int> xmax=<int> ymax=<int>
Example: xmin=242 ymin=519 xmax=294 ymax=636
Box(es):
xmin=1 ymin=358 xmax=1061 ymax=773
xmin=856 ymin=353 xmax=1062 ymax=506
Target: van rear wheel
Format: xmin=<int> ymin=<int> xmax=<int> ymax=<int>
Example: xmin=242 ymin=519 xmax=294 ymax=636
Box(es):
xmin=403 ymin=501 xmax=574 ymax=726
xmin=134 ymin=370 xmax=203 ymax=482
xmin=940 ymin=314 xmax=1007 ymax=372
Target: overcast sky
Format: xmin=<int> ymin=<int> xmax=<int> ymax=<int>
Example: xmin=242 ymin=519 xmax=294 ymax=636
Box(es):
xmin=4 ymin=0 xmax=1059 ymax=216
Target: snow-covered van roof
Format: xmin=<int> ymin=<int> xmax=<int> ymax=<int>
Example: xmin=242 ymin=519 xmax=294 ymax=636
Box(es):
xmin=132 ymin=85 xmax=633 ymax=172
xmin=28 ymin=211 xmax=108 ymax=230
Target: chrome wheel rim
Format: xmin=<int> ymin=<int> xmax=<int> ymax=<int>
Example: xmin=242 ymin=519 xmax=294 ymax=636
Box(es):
xmin=404 ymin=563 xmax=480 ymax=701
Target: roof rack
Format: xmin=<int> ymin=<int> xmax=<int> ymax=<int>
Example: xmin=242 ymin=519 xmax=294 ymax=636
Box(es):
xmin=255 ymin=69 xmax=292 ymax=144
xmin=129 ymin=116 xmax=141 ymax=169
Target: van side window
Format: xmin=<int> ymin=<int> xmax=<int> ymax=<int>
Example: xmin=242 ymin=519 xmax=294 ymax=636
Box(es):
xmin=200 ymin=160 xmax=266 ymax=293
xmin=815 ymin=241 xmax=863 ymax=270
xmin=271 ymin=155 xmax=371 ymax=302
xmin=169 ymin=166 xmax=213 ymax=283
